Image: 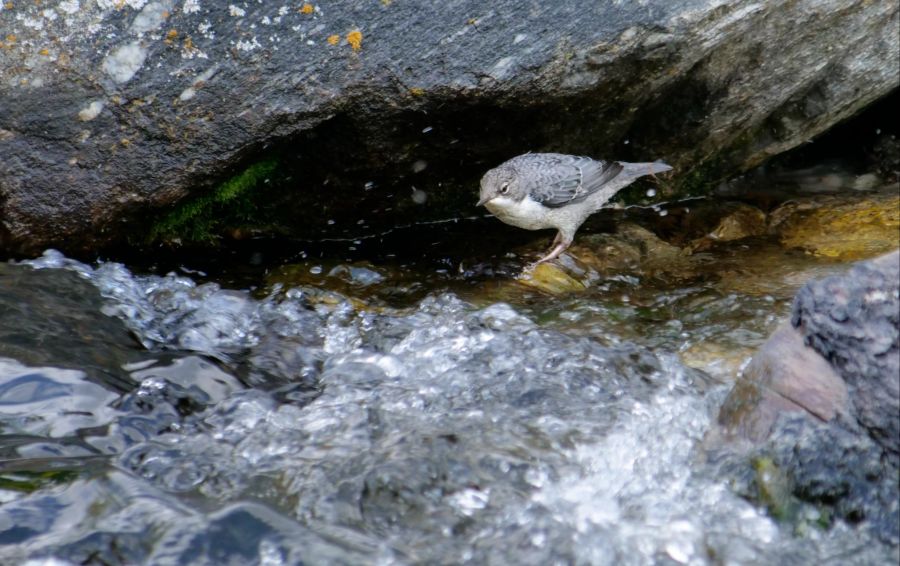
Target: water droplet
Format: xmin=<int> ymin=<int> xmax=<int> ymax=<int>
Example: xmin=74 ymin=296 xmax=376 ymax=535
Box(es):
xmin=327 ymin=219 xmax=335 ymax=225
xmin=646 ymin=188 xmax=656 ymax=198
xmin=309 ymin=265 xmax=322 ymax=275
xmin=364 ymin=181 xmax=376 ymax=190
xmin=421 ymin=126 xmax=433 ymax=134
xmin=411 ymin=187 xmax=427 ymax=204
xmin=659 ymin=209 xmax=668 ymax=217
xmin=412 ymin=160 xmax=428 ymax=173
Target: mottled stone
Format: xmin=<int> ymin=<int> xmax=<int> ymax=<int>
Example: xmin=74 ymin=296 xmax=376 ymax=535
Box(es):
xmin=770 ymin=193 xmax=900 ymax=259
xmin=518 ymin=262 xmax=589 ymax=295
xmin=707 ymin=204 xmax=767 ymax=242
xmin=792 ymin=250 xmax=900 ymax=458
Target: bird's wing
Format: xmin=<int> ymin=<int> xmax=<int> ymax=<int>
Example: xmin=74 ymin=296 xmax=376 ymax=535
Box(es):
xmin=530 ymin=156 xmax=624 ymax=208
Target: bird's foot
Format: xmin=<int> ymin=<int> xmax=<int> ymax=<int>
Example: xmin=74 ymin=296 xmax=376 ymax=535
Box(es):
xmin=534 ymin=240 xmax=570 ymax=265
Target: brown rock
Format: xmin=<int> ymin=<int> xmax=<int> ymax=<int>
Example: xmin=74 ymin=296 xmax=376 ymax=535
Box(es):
xmin=717 ymin=323 xmax=849 ymax=442
xmin=769 ymin=193 xmax=900 ymax=259
xmin=707 ymin=204 xmax=767 ymax=242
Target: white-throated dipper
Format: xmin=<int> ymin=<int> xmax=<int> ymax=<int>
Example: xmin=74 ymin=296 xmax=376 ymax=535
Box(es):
xmin=478 ymin=153 xmax=672 ymax=264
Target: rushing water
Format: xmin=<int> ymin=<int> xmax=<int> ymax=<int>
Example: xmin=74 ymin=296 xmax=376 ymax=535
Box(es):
xmin=1 ymin=228 xmax=896 ymax=566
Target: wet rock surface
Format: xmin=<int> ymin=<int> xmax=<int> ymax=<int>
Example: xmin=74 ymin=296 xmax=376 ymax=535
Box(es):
xmin=1 ymin=0 xmax=898 ymax=252
xmin=0 ymin=261 xmax=140 ymax=392
xmin=749 ymin=415 xmax=899 ymax=547
xmin=770 ymin=193 xmax=900 ymax=259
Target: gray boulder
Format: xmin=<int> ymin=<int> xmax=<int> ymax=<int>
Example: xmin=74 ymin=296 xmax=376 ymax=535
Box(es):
xmin=714 ymin=250 xmax=900 ymax=544
xmin=792 ymin=250 xmax=900 ymax=458
xmin=0 ymin=0 xmax=897 ymax=251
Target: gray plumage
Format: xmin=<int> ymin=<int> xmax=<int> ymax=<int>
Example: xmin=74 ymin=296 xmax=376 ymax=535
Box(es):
xmin=478 ymin=153 xmax=672 ymax=264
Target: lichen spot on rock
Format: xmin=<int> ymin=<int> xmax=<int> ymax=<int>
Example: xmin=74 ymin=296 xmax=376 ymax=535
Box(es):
xmin=347 ymin=30 xmax=362 ymax=51
xmin=327 ymin=34 xmax=340 ymax=45
xmin=78 ymin=100 xmax=105 ymax=122
xmin=299 ymin=3 xmax=314 ymax=14
xmin=102 ymin=41 xmax=148 ymax=84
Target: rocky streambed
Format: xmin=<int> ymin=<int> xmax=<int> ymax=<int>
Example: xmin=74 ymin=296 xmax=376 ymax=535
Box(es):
xmin=0 ymin=163 xmax=897 ymax=564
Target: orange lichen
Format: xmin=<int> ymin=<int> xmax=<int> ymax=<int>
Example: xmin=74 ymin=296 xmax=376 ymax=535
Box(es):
xmin=326 ymin=34 xmax=340 ymax=45
xmin=409 ymin=87 xmax=425 ymax=97
xmin=6 ymin=34 xmax=16 ymax=44
xmin=39 ymin=47 xmax=49 ymax=56
xmin=183 ymin=36 xmax=194 ymax=51
xmin=165 ymin=29 xmax=178 ymax=44
xmin=299 ymin=3 xmax=314 ymax=14
xmin=3 ymin=2 xmax=13 ymax=10
xmin=346 ymin=29 xmax=362 ymax=51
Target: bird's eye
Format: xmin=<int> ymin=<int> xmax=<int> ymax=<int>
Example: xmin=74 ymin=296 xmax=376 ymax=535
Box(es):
xmin=500 ymin=183 xmax=509 ymax=194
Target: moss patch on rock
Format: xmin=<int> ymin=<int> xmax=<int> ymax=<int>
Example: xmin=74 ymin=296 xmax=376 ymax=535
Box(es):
xmin=146 ymin=158 xmax=279 ymax=245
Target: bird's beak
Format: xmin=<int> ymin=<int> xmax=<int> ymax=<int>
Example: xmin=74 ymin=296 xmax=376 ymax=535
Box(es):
xmin=476 ymin=195 xmax=490 ymax=207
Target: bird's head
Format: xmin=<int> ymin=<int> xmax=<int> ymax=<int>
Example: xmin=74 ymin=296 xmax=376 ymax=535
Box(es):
xmin=477 ymin=166 xmax=521 ymax=207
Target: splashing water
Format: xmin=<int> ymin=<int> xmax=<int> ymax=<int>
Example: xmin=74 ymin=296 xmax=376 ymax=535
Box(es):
xmin=0 ymin=250 xmax=894 ymax=565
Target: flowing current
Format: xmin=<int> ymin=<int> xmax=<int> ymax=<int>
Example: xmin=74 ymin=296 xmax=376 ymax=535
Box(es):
xmin=0 ymin=250 xmax=894 ymax=565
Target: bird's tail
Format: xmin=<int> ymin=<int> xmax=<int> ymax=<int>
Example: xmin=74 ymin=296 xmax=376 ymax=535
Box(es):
xmin=618 ymin=161 xmax=673 ymax=179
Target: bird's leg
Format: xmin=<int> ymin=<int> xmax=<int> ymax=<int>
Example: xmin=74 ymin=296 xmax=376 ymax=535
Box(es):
xmin=536 ymin=232 xmax=571 ymax=264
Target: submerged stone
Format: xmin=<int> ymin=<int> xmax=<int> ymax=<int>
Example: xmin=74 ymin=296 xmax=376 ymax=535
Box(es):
xmin=517 ymin=223 xmax=696 ymax=293
xmin=518 ymin=262 xmax=590 ymax=295
xmin=706 ymin=204 xmax=768 ymax=243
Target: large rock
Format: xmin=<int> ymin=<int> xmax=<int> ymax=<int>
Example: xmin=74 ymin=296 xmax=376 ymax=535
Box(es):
xmin=0 ymin=0 xmax=897 ymax=252
xmin=714 ymin=250 xmax=900 ymax=544
xmin=719 ymin=250 xmax=899 ymax=457
xmin=792 ymin=250 xmax=900 ymax=457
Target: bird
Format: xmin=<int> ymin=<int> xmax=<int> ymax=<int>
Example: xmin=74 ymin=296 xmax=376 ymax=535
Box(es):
xmin=477 ymin=153 xmax=672 ymax=264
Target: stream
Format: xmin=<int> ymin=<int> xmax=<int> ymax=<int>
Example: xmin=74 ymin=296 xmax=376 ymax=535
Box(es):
xmin=0 ymin=180 xmax=898 ymax=564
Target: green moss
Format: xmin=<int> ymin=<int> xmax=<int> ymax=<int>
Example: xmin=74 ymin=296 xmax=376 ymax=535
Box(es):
xmin=672 ymin=159 xmax=724 ymax=197
xmin=0 ymin=470 xmax=79 ymax=492
xmin=147 ymin=158 xmax=279 ymax=245
xmin=752 ymin=456 xmax=795 ymax=521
